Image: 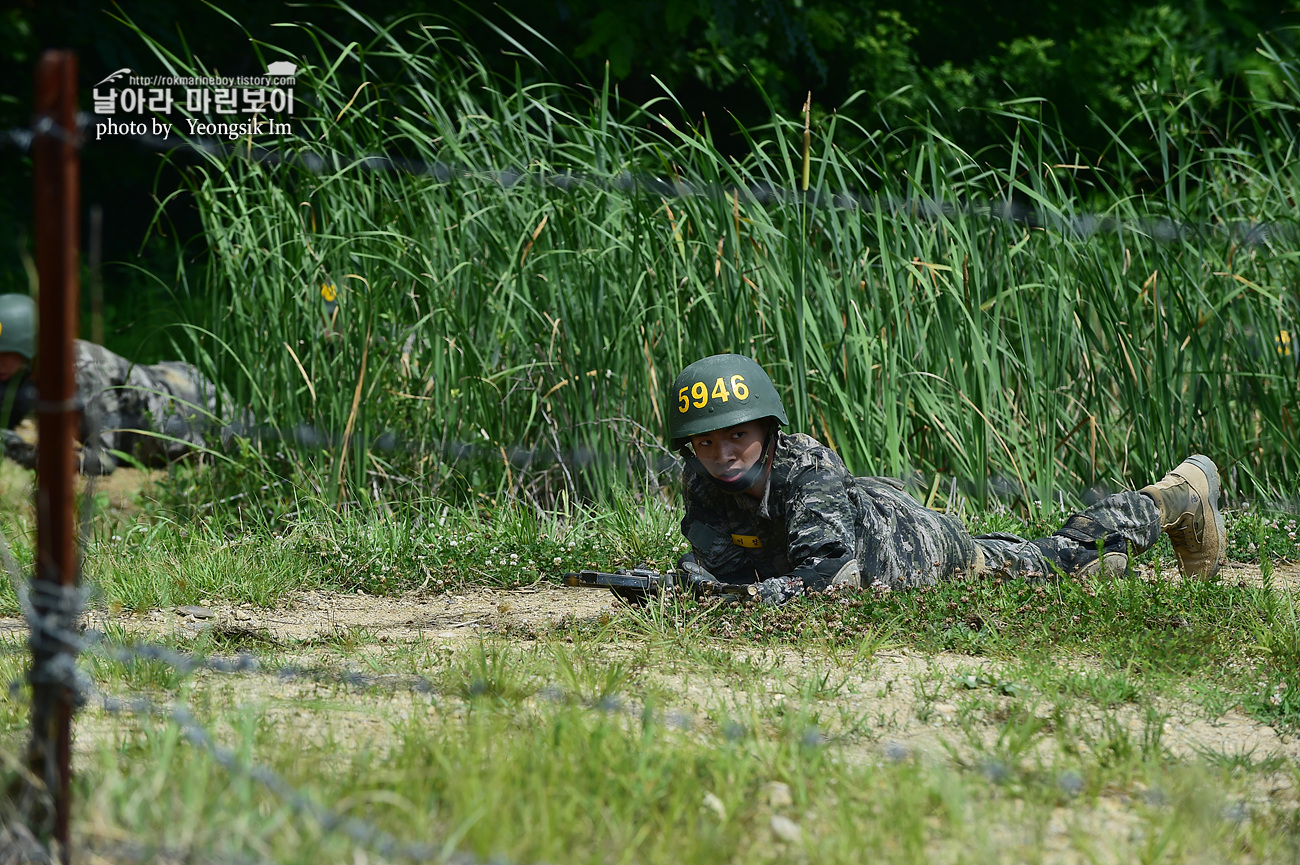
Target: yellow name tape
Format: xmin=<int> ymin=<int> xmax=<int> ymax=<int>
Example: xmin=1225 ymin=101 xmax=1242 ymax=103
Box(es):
xmin=731 ymin=534 xmax=762 ymax=549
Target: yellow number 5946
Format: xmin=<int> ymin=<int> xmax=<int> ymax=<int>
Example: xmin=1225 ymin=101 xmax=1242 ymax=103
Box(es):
xmin=677 ymin=374 xmax=749 ymax=413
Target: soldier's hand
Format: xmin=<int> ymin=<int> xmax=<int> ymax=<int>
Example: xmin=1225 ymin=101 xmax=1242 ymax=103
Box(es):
xmin=676 ymin=553 xmax=715 ymax=581
xmin=676 ymin=555 xmax=743 ymax=601
xmin=756 ymin=576 xmax=804 ymax=606
xmin=1 ymin=430 xmax=36 ymax=470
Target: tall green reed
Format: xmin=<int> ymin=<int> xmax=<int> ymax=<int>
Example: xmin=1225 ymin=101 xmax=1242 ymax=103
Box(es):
xmin=127 ymin=8 xmax=1298 ymax=512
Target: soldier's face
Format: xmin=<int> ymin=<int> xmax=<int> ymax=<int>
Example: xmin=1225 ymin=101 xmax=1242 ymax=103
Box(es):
xmin=0 ymin=353 xmax=25 ymax=382
xmin=688 ymin=420 xmax=768 ymax=485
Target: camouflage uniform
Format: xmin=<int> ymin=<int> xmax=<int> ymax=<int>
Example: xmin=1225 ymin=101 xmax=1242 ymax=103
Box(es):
xmin=0 ymin=340 xmax=217 ymax=471
xmin=682 ymin=431 xmax=1161 ymax=602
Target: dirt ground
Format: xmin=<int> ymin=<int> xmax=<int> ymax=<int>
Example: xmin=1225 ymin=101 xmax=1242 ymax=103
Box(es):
xmin=0 ymin=446 xmax=165 ymax=522
xmin=37 ymin=559 xmax=1299 ymax=777
xmin=20 ymin=567 xmax=1283 ymax=865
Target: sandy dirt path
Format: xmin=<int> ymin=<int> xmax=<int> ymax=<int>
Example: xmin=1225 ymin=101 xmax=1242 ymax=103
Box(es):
xmin=4 ymin=560 xmax=1289 ymax=777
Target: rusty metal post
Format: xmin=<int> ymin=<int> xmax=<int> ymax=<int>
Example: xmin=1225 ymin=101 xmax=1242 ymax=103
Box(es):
xmin=27 ymin=49 xmax=81 ymax=863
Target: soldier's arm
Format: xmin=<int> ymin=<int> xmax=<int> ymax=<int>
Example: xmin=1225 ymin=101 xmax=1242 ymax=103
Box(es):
xmin=1 ymin=430 xmax=35 ymax=469
xmin=755 ymin=459 xmax=861 ymax=604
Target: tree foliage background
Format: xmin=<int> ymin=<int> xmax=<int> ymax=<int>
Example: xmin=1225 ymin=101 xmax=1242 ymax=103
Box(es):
xmin=0 ymin=0 xmax=1294 ymax=359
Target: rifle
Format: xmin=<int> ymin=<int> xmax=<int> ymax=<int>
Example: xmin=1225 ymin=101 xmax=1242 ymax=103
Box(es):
xmin=562 ymin=567 xmax=759 ymax=604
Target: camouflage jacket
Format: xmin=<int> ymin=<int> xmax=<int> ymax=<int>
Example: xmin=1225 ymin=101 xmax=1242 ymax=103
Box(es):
xmin=0 ymin=340 xmax=217 ymax=470
xmin=682 ymin=432 xmax=977 ymax=601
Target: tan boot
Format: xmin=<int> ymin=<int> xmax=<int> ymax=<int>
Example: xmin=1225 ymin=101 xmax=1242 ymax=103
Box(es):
xmin=1140 ymin=454 xmax=1227 ymax=579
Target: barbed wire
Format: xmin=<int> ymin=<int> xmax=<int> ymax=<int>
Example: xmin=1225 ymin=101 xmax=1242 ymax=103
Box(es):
xmin=1 ymin=610 xmax=717 ymax=864
xmin=84 ymin=679 xmax=457 ymax=864
xmin=7 ymin=592 xmax=811 ymax=865
xmin=77 ymin=839 xmax=275 ymax=865
xmin=88 ymin=637 xmax=438 ymax=693
xmin=3 ymin=623 xmax=486 ymax=862
xmin=1 ymin=112 xmax=1293 ymax=248
xmin=0 ymin=557 xmax=858 ymax=864
xmin=0 ymin=399 xmax=483 ymax=863
xmin=13 ymin=612 xmax=753 ymax=736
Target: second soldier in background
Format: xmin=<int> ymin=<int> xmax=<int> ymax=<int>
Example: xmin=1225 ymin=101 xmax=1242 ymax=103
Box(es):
xmin=0 ymin=293 xmax=217 ymax=474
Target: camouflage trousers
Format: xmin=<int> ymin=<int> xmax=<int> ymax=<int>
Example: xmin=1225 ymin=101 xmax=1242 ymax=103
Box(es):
xmin=76 ymin=341 xmax=218 ymax=470
xmin=856 ymin=479 xmax=1161 ymax=588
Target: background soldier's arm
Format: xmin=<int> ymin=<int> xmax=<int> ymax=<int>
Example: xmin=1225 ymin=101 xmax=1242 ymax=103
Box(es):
xmin=1 ymin=430 xmax=36 ymax=469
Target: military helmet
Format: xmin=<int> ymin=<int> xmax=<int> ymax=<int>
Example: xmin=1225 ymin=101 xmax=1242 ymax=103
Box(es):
xmin=667 ymin=354 xmax=788 ymax=448
xmin=0 ymin=294 xmax=36 ymax=360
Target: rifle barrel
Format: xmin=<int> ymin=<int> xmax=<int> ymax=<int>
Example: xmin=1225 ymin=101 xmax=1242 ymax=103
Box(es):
xmin=563 ymin=569 xmax=759 ymax=600
xmin=562 ymin=570 xmax=660 ymax=591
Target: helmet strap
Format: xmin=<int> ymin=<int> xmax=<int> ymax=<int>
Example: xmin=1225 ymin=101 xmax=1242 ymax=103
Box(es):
xmin=683 ymin=424 xmax=777 ymax=494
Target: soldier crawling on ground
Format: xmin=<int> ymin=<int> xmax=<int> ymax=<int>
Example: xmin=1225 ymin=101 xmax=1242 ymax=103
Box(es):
xmin=667 ymin=354 xmax=1227 ymax=605
xmin=0 ymin=293 xmax=217 ymax=475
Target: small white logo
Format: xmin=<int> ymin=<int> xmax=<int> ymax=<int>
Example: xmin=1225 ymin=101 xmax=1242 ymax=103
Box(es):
xmin=94 ymin=68 xmax=132 ymax=87
xmin=267 ymin=61 xmax=298 ymax=77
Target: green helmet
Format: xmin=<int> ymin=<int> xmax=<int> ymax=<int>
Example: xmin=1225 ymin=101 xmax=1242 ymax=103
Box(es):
xmin=0 ymin=294 xmax=36 ymax=360
xmin=668 ymin=354 xmax=788 ymax=449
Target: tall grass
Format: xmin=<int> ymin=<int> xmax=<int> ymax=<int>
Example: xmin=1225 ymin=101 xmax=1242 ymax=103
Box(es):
xmin=127 ymin=7 xmax=1299 ymax=511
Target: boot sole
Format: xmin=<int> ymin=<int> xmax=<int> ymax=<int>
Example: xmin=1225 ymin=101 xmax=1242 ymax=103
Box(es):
xmin=1174 ymin=454 xmax=1227 ymax=579
xmin=1078 ymin=551 xmax=1129 ymax=579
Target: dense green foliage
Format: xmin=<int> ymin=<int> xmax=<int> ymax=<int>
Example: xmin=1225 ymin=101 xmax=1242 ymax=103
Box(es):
xmin=546 ymin=0 xmax=1298 ymax=153
xmin=2 ymin=1 xmax=1296 ymax=363
xmin=114 ymin=7 xmax=1299 ymax=510
xmin=7 ymin=0 xmax=1294 ymax=150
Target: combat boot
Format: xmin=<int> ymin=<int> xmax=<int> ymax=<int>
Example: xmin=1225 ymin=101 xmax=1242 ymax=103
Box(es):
xmin=1139 ymin=454 xmax=1226 ymax=579
xmin=1077 ymin=551 xmax=1129 ymax=579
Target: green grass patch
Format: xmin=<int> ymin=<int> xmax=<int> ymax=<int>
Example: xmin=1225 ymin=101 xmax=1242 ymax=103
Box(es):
xmin=0 ymin=635 xmax=1292 ymax=864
